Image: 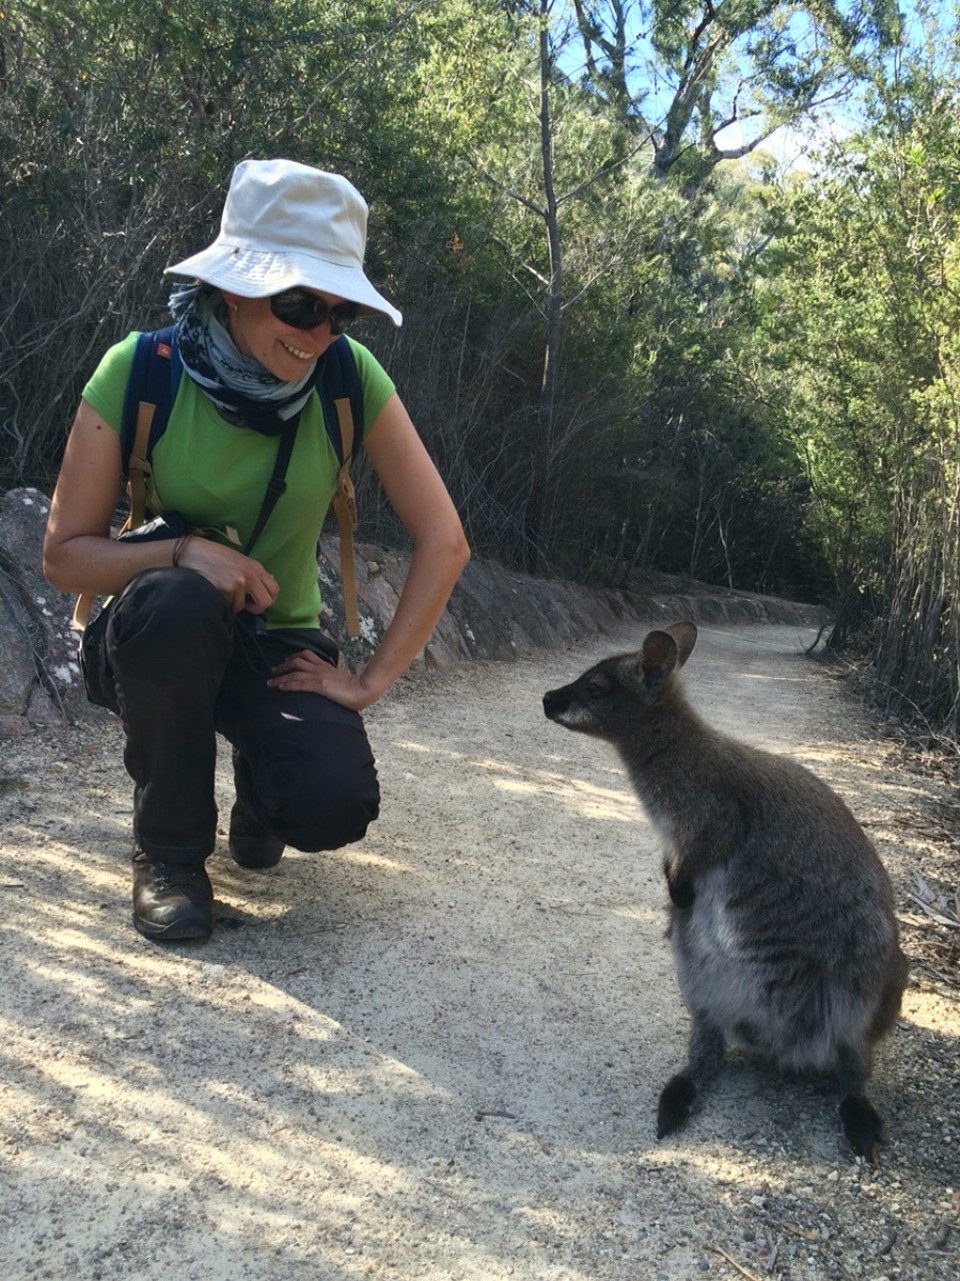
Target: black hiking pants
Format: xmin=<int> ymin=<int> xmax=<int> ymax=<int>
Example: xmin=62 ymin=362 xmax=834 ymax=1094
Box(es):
xmin=80 ymin=567 xmax=380 ymax=864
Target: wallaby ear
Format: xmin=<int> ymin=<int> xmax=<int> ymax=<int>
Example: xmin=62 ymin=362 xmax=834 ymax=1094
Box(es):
xmin=664 ymin=621 xmax=697 ymax=668
xmin=640 ymin=629 xmax=679 ymax=686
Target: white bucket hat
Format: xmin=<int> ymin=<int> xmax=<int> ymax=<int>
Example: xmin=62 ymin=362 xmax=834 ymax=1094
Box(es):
xmin=165 ymin=158 xmax=403 ymax=326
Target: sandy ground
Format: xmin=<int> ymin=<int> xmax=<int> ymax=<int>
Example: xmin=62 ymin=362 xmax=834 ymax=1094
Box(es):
xmin=1 ymin=621 xmax=958 ymax=1281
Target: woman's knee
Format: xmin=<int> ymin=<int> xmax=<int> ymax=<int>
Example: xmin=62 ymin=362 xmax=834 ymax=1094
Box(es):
xmin=259 ymin=753 xmax=380 ymax=851
xmin=109 ymin=568 xmax=233 ymax=673
xmin=294 ymin=791 xmax=380 ymax=851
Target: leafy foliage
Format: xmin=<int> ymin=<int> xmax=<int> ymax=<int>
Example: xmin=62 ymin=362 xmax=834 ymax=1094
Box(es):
xmin=744 ymin=29 xmax=960 ymax=732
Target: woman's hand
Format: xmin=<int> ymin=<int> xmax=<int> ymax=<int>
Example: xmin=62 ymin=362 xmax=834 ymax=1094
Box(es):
xmin=267 ymin=649 xmax=380 ymax=710
xmin=176 ymin=536 xmax=278 ymax=614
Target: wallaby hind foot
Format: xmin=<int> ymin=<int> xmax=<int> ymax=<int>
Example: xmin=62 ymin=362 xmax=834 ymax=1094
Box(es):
xmin=657 ymin=1073 xmax=698 ymax=1138
xmin=837 ymin=1041 xmax=886 ymax=1163
xmin=840 ymin=1095 xmax=885 ymax=1163
xmin=656 ymin=1014 xmax=725 ymax=1139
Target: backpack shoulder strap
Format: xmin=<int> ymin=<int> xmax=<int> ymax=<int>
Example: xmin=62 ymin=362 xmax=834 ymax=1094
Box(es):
xmin=317 ymin=337 xmax=364 ymax=639
xmin=73 ymin=326 xmax=181 ymax=632
xmin=120 ymin=326 xmax=181 ymax=530
xmin=316 ymin=334 xmax=362 ymax=464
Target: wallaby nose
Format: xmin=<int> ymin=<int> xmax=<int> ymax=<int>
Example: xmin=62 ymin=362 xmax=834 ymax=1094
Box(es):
xmin=543 ymin=689 xmax=562 ymax=720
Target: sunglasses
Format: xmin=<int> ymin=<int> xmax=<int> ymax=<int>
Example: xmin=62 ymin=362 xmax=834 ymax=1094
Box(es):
xmin=269 ymin=289 xmax=360 ymax=334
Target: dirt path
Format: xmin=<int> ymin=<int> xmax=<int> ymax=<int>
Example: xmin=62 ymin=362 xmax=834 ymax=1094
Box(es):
xmin=1 ymin=622 xmax=958 ymax=1280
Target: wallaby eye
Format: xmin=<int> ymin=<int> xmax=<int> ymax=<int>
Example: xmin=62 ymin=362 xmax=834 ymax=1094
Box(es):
xmin=585 ymin=678 xmax=611 ymax=699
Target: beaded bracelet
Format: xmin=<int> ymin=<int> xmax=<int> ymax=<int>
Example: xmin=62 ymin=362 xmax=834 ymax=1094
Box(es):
xmin=171 ymin=533 xmax=193 ymax=568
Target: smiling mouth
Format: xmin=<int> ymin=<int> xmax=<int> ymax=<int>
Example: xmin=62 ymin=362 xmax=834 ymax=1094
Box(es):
xmin=280 ymin=340 xmax=314 ymax=360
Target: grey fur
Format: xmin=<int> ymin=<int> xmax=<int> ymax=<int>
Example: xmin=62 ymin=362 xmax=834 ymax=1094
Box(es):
xmin=543 ymin=622 xmax=908 ymax=1161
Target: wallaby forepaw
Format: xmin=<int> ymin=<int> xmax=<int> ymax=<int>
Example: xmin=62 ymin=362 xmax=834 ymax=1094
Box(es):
xmin=657 ymin=1073 xmax=698 ymax=1139
xmin=840 ymin=1095 xmax=885 ymax=1163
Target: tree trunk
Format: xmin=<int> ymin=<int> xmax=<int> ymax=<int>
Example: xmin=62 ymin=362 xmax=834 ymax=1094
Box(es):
xmin=523 ymin=0 xmax=563 ymax=573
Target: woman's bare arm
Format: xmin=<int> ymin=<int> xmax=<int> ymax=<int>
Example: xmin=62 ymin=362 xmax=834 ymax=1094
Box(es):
xmin=268 ymin=391 xmax=469 ymax=707
xmin=43 ymin=399 xmax=279 ymax=614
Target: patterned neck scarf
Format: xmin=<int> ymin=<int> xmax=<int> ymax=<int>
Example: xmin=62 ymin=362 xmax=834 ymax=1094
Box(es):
xmin=168 ymin=283 xmax=322 ymax=436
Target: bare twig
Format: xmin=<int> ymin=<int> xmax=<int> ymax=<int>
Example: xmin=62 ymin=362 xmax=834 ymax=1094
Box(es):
xmin=705 ymin=1243 xmax=763 ymax=1281
xmin=906 ymin=895 xmax=960 ymax=929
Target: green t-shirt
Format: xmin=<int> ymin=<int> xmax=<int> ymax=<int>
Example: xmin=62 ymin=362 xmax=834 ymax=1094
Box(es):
xmin=82 ymin=333 xmax=395 ymax=630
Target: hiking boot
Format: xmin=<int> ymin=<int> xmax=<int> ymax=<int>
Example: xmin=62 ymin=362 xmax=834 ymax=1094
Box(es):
xmin=228 ymin=798 xmax=285 ymax=870
xmin=132 ymin=851 xmax=214 ymax=942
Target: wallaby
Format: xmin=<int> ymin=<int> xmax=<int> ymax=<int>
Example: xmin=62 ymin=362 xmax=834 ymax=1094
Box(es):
xmin=543 ymin=622 xmax=908 ymax=1161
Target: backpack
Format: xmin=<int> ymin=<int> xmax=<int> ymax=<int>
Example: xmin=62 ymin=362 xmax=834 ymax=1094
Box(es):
xmin=74 ymin=327 xmax=364 ymax=637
